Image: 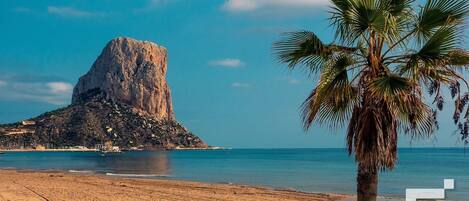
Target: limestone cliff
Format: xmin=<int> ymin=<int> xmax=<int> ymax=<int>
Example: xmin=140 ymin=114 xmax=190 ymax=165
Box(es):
xmin=73 ymin=37 xmax=174 ymax=120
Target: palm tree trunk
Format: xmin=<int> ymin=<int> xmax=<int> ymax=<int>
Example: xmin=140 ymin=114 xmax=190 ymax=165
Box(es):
xmin=357 ymin=163 xmax=378 ymax=201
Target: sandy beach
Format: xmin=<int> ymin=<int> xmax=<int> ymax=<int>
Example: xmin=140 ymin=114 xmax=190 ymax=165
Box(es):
xmin=0 ymin=170 xmax=351 ymax=201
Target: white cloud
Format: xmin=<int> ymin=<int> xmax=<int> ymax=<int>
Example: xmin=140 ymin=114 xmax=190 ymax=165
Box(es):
xmin=47 ymin=6 xmax=104 ymax=18
xmin=0 ymin=75 xmax=73 ymax=105
xmin=209 ymin=59 xmax=244 ymax=68
xmin=47 ymin=82 xmax=73 ymax=94
xmin=231 ymin=82 xmax=252 ymax=88
xmin=222 ymin=0 xmax=329 ymax=12
xmin=133 ymin=0 xmax=175 ymax=13
xmin=223 ymin=0 xmax=257 ymax=11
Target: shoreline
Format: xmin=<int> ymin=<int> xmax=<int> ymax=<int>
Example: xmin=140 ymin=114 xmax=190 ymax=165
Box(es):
xmin=0 ymin=148 xmax=99 ymax=152
xmin=0 ymin=146 xmax=225 ymax=152
xmin=1 ymin=147 xmax=465 ymax=152
xmin=0 ymin=169 xmax=352 ymax=201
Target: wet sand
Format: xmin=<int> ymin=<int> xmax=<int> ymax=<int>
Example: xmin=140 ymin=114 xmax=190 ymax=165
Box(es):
xmin=0 ymin=170 xmax=351 ymax=201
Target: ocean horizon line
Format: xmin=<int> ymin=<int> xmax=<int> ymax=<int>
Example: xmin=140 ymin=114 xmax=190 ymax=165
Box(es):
xmin=215 ymin=147 xmax=468 ymax=150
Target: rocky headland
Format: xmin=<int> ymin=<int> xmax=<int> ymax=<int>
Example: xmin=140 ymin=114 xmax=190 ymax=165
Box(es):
xmin=0 ymin=37 xmax=207 ymax=150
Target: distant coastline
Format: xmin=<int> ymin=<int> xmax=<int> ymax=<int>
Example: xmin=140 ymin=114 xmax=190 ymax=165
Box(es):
xmin=1 ymin=148 xmax=99 ymax=152
xmin=0 ymin=146 xmax=225 ymax=152
xmin=1 ymin=146 xmax=466 ymax=152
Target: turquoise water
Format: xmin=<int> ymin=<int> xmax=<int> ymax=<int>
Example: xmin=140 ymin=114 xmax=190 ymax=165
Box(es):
xmin=0 ymin=148 xmax=468 ymax=200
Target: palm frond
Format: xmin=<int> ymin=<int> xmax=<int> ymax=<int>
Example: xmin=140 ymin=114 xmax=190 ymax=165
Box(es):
xmin=379 ymin=0 xmax=414 ymax=15
xmin=301 ymin=54 xmax=359 ymax=129
xmin=273 ymin=31 xmax=356 ymax=73
xmin=397 ymin=25 xmax=462 ymax=82
xmin=398 ymin=26 xmax=458 ymax=81
xmin=417 ymin=25 xmax=461 ymax=62
xmin=331 ymin=0 xmax=414 ymax=44
xmin=446 ymin=49 xmax=469 ymax=67
xmin=330 ymin=0 xmax=381 ymax=42
xmin=369 ymin=73 xmax=412 ymax=102
xmin=416 ymin=0 xmax=469 ymax=40
xmin=330 ymin=0 xmax=354 ymax=42
xmin=391 ymin=87 xmax=436 ymax=138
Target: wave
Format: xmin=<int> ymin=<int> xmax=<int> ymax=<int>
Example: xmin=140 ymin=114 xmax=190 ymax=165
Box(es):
xmin=68 ymin=170 xmax=95 ymax=173
xmin=105 ymin=173 xmax=170 ymax=177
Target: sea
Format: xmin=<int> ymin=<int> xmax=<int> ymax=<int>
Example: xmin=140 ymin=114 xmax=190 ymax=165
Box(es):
xmin=0 ymin=148 xmax=468 ymax=200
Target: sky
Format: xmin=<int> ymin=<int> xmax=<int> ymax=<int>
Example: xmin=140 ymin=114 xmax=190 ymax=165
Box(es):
xmin=0 ymin=0 xmax=466 ymax=148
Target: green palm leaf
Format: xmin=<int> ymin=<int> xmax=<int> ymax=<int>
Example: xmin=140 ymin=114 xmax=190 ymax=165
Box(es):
xmin=301 ymin=54 xmax=358 ymax=129
xmin=416 ymin=0 xmax=469 ymax=40
xmin=273 ymin=31 xmax=356 ymax=73
xmin=417 ymin=25 xmax=461 ymax=62
xmin=369 ymin=74 xmax=412 ymax=101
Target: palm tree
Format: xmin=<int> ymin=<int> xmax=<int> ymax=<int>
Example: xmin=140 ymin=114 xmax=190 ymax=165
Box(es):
xmin=273 ymin=0 xmax=469 ymax=200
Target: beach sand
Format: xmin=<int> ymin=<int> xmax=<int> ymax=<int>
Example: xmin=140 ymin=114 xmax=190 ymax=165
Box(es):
xmin=0 ymin=170 xmax=351 ymax=201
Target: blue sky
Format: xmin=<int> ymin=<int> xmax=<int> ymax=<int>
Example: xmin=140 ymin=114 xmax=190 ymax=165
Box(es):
xmin=0 ymin=0 xmax=465 ymax=148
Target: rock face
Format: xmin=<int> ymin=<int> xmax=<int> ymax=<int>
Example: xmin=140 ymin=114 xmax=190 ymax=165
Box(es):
xmin=73 ymin=37 xmax=174 ymax=120
xmin=0 ymin=37 xmax=207 ymax=150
